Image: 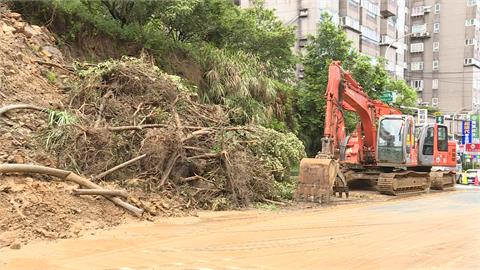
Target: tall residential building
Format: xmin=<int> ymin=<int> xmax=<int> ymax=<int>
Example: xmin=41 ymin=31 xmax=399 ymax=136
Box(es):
xmin=236 ymin=0 xmax=409 ymax=79
xmin=407 ymin=0 xmax=480 ymax=114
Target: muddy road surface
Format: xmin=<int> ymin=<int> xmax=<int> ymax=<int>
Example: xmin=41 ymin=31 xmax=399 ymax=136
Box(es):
xmin=1 ymin=186 xmax=480 ymax=270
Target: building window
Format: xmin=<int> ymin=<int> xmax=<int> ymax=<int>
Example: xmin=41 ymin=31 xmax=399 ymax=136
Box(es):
xmin=361 ymin=25 xmax=380 ymax=42
xmin=410 ymin=43 xmax=424 ymax=52
xmin=466 ymin=39 xmax=477 ymax=46
xmin=412 ymin=24 xmax=427 ymax=33
xmin=349 ymin=0 xmax=360 ymax=7
xmin=433 ymin=23 xmax=440 ymax=33
xmin=463 ymin=58 xmax=480 ymax=66
xmin=411 ymin=62 xmax=424 ymax=71
xmin=341 ymin=16 xmax=360 ymax=31
xmin=411 ymin=80 xmax=424 ymax=89
xmin=467 ymin=0 xmax=477 ymax=6
xmin=387 ymin=17 xmax=396 ymax=28
xmin=466 ymin=19 xmax=477 ymax=26
xmin=362 ymin=0 xmax=379 ymax=16
xmin=434 ymin=3 xmax=440 ymax=13
xmin=465 ymin=58 xmax=473 ymax=65
xmin=411 ymin=6 xmax=424 ymax=16
xmin=433 ymin=42 xmax=440 ymax=51
xmin=433 ymin=60 xmax=439 ymax=70
xmin=432 ymin=79 xmax=439 ymax=89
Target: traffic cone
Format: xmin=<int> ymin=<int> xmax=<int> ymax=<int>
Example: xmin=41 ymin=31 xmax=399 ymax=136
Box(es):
xmin=475 ymin=176 xmax=479 ymax=186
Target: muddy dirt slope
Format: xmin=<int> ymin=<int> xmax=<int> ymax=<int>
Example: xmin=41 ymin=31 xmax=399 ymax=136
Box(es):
xmin=0 ymin=7 xmax=131 ymax=249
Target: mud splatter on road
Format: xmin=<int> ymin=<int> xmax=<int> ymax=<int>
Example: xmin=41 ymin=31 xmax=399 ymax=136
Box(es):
xmin=1 ymin=186 xmax=479 ymax=270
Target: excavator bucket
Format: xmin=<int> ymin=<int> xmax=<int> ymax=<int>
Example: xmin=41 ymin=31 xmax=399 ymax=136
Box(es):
xmin=295 ymin=158 xmax=338 ymax=203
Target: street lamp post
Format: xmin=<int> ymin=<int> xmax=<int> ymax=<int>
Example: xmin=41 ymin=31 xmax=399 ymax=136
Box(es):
xmin=383 ymin=32 xmax=416 ymax=78
xmin=384 ymin=32 xmax=416 ymax=59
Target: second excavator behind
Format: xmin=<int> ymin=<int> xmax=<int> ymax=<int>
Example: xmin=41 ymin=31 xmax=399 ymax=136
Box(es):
xmin=295 ymin=61 xmax=456 ymax=202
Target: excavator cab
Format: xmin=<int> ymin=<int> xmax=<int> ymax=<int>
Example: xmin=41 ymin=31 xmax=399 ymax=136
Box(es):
xmin=376 ymin=115 xmax=416 ymax=166
xmin=376 ymin=118 xmax=455 ymax=169
xmin=417 ymin=123 xmax=456 ymax=167
xmin=417 ymin=123 xmax=457 ymax=190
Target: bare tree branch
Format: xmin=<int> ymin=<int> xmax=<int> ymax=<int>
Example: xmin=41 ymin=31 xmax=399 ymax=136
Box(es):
xmin=93 ymin=154 xmax=147 ymax=180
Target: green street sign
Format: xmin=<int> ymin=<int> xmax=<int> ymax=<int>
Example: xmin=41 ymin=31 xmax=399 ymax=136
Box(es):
xmin=435 ymin=115 xmax=444 ymax=124
xmin=380 ymin=92 xmax=393 ymax=103
xmin=472 ymin=114 xmax=479 ymax=141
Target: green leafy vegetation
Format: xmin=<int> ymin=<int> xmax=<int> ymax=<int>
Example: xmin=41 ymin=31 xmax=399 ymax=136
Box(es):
xmin=43 ymin=110 xmax=77 ymax=151
xmin=240 ymin=126 xmax=305 ymax=181
xmin=253 ymin=202 xmax=279 ymax=211
xmin=274 ymin=177 xmax=297 ymax=200
xmin=45 ymin=71 xmax=57 ymax=84
xmin=12 ymin=0 xmax=295 ymax=129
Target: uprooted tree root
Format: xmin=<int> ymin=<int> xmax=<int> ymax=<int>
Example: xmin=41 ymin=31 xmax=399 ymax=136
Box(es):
xmin=33 ymin=57 xmax=307 ymax=210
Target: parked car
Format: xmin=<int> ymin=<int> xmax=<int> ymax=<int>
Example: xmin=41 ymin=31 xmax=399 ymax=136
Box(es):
xmin=462 ymin=169 xmax=480 ymax=185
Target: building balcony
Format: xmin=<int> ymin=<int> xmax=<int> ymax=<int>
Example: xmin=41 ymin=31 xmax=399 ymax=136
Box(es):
xmin=380 ymin=0 xmax=396 ymax=18
xmin=340 ymin=16 xmax=361 ymax=33
xmin=379 ymin=35 xmax=398 ymax=48
xmin=464 ymin=58 xmax=480 ymax=68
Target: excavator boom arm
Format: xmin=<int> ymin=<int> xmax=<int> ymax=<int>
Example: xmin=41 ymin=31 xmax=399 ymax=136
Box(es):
xmin=322 ymin=61 xmax=400 ymax=162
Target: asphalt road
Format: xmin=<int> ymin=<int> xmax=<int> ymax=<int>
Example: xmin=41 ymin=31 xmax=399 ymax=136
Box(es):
xmin=1 ymin=185 xmax=480 ymax=270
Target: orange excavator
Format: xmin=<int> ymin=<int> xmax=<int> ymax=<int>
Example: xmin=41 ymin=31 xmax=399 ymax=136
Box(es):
xmin=295 ymin=61 xmax=456 ymax=202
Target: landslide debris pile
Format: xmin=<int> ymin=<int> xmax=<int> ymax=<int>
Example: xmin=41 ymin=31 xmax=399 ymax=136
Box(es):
xmin=45 ymin=56 xmax=304 ymax=211
xmin=0 ymin=5 xmax=304 ymax=248
xmin=0 ymin=7 xmax=133 ymax=248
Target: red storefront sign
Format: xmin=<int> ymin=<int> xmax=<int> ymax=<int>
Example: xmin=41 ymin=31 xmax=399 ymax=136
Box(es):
xmin=466 ymin=143 xmax=480 ymax=152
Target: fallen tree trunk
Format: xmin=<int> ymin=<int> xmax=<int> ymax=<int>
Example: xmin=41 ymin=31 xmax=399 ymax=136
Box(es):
xmin=0 ymin=164 xmax=144 ymax=217
xmin=73 ymin=188 xmax=128 ymax=198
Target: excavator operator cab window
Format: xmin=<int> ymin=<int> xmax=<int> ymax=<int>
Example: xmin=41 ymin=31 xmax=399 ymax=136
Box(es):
xmin=378 ymin=118 xmax=404 ymax=163
xmin=423 ymin=127 xmax=434 ymax=155
xmin=437 ymin=126 xmax=448 ymax=152
xmin=414 ymin=126 xmax=422 ymax=141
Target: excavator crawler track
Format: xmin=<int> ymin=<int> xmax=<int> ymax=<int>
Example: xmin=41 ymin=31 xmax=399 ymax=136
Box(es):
xmin=377 ymin=172 xmax=431 ymax=196
xmin=430 ymin=171 xmax=456 ymax=190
